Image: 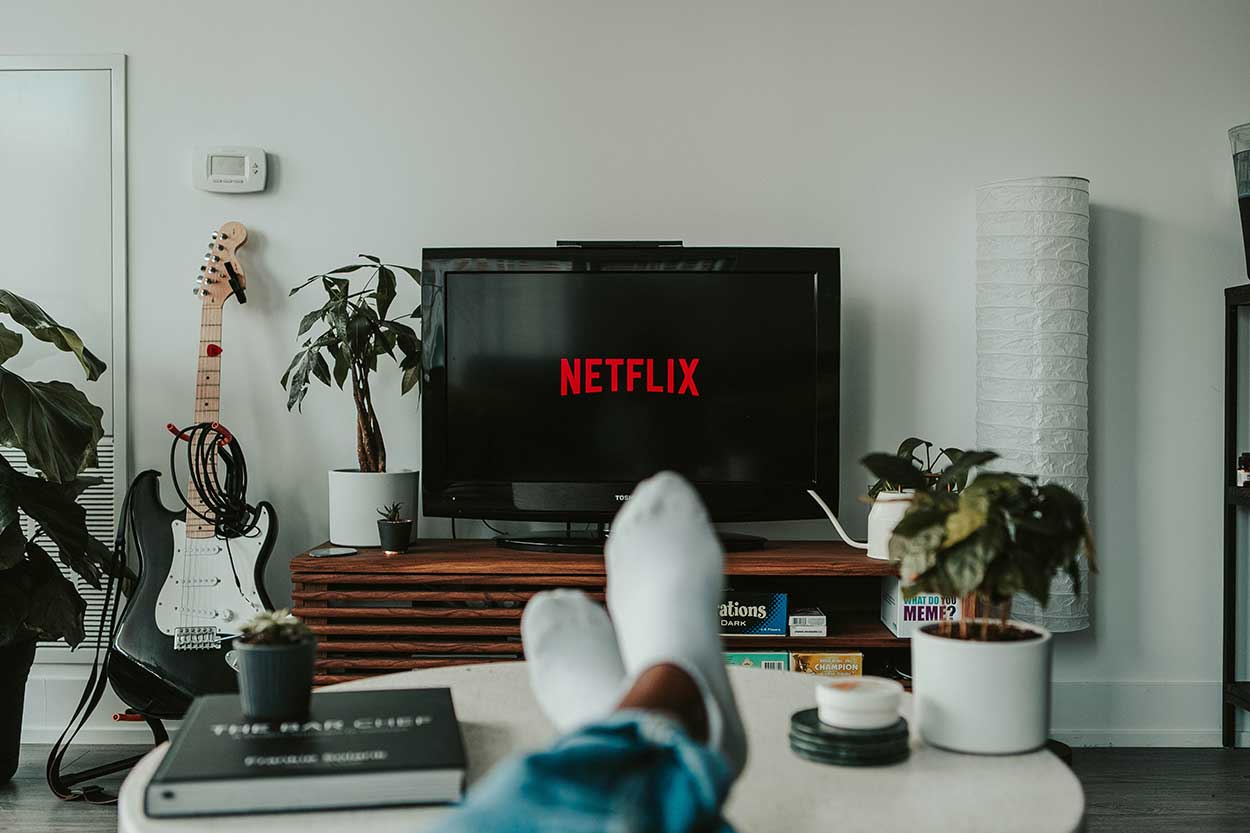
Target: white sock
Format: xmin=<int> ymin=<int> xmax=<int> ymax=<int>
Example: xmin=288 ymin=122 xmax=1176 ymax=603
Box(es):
xmin=521 ymin=589 xmax=627 ymax=732
xmin=605 ymin=471 xmax=747 ymax=776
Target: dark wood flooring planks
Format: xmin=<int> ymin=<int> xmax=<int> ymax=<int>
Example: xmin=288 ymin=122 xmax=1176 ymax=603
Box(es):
xmin=1072 ymin=747 xmax=1250 ymax=832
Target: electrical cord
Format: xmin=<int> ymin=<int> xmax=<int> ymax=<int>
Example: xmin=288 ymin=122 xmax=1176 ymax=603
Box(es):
xmin=806 ymin=489 xmax=868 ymax=549
xmin=169 ymin=422 xmax=262 ymax=539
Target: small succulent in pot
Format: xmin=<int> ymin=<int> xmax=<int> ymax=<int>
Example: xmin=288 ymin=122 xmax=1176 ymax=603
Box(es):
xmin=376 ymin=501 xmax=414 ymax=555
xmin=235 ymin=609 xmax=317 ymax=720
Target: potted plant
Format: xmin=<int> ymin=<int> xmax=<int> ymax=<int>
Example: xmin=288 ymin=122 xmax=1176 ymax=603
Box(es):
xmin=235 ymin=609 xmax=318 ymax=721
xmin=0 ymin=291 xmax=122 ymax=783
xmin=888 ymin=453 xmax=1094 ymax=754
xmin=282 ymin=255 xmax=423 ymax=546
xmin=377 ymin=502 xmax=414 ymax=555
xmin=860 ymin=438 xmax=991 ymax=560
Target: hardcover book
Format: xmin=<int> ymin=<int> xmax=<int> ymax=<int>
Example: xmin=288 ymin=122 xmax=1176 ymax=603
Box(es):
xmin=146 ymin=688 xmax=466 ymax=818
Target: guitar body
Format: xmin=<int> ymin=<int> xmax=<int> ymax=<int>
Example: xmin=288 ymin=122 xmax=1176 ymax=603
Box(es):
xmin=109 ymin=221 xmax=277 ymax=720
xmin=111 ymin=472 xmax=277 ymax=719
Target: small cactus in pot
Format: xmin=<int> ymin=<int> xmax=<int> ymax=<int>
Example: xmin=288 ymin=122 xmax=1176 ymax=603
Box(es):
xmin=235 ymin=609 xmax=317 ymax=720
xmin=376 ymin=501 xmax=414 ymax=555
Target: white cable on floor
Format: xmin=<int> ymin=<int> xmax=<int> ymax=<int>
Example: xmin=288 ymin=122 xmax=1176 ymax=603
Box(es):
xmin=806 ymin=489 xmax=869 ymax=549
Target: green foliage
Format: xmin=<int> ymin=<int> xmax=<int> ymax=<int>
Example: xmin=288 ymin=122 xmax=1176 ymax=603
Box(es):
xmin=281 ymin=255 xmax=422 ymax=473
xmin=377 ymin=502 xmax=405 ymax=522
xmin=240 ymin=608 xmax=313 ymax=645
xmin=861 ymin=437 xmax=990 ymax=498
xmin=0 ymin=292 xmax=118 ymax=648
xmin=888 ymin=461 xmax=1094 ymax=617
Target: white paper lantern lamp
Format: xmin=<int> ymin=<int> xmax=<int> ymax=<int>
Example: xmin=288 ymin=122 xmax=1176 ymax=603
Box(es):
xmin=975 ymin=176 xmax=1091 ymax=631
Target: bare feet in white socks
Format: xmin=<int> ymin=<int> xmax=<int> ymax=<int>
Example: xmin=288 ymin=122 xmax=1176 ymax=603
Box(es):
xmin=605 ymin=471 xmax=747 ymax=776
xmin=521 ymin=589 xmax=627 ymax=732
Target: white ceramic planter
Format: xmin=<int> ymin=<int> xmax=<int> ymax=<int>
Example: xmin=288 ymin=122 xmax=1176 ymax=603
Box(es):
xmin=866 ymin=490 xmax=914 ymax=560
xmin=912 ymin=620 xmax=1052 ymax=754
xmin=327 ymin=469 xmax=419 ymax=547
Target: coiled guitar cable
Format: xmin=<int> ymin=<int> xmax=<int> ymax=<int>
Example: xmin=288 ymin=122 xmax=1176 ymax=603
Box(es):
xmin=168 ymin=421 xmax=262 ymax=539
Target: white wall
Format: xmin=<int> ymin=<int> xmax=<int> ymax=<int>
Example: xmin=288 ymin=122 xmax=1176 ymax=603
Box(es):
xmin=6 ymin=0 xmax=1250 ymax=745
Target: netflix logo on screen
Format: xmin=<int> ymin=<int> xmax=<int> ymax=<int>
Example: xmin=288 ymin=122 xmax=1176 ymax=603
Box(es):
xmin=560 ymin=357 xmax=700 ymax=397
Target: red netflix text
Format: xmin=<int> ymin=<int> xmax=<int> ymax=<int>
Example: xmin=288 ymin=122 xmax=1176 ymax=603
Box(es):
xmin=560 ymin=358 xmax=700 ymax=397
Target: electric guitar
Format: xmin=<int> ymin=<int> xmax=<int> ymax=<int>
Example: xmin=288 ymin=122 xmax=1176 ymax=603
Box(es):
xmin=110 ymin=222 xmax=277 ymax=719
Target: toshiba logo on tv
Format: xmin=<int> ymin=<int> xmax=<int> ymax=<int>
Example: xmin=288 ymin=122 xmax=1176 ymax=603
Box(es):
xmin=560 ymin=358 xmax=700 ymax=397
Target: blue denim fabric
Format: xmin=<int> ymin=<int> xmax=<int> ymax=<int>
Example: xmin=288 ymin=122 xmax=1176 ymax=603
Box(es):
xmin=430 ymin=710 xmax=736 ymax=833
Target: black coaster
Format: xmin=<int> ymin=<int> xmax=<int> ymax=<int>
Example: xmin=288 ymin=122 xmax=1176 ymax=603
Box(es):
xmin=788 ymin=708 xmax=910 ymax=767
xmin=790 ymin=737 xmax=910 ymax=767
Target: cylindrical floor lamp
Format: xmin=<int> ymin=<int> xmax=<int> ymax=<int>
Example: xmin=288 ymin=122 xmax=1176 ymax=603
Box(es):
xmin=976 ymin=176 xmax=1091 ymax=632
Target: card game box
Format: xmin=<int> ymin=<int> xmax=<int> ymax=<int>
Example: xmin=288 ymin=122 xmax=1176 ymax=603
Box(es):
xmin=788 ymin=607 xmax=827 ymax=637
xmin=723 ymin=652 xmax=790 ymax=671
xmin=791 ymin=651 xmax=863 ymax=678
xmin=719 ymin=592 xmax=787 ymax=636
xmin=880 ymin=576 xmax=961 ymax=638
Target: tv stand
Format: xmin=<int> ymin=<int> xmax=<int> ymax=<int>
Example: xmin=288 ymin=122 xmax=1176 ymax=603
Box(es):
xmin=496 ymin=531 xmax=768 ymax=553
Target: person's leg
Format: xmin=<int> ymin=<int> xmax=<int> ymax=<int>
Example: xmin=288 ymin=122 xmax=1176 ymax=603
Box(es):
xmin=431 ymin=472 xmax=743 ymax=833
xmin=432 ymin=660 xmax=734 ymax=833
xmin=606 ymin=471 xmax=747 ymax=775
xmin=616 ymin=662 xmax=709 ymax=743
xmin=521 ymin=589 xmax=627 ymax=731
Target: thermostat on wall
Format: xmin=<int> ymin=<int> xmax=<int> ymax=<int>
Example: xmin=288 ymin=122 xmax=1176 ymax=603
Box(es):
xmin=193 ymin=146 xmax=267 ymax=193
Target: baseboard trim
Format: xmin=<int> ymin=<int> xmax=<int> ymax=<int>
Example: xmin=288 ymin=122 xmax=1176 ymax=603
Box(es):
xmin=20 ymin=663 xmax=167 ymax=746
xmin=1051 ymin=729 xmax=1250 ymax=747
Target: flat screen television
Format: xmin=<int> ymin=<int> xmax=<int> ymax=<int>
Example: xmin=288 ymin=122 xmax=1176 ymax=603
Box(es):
xmin=421 ymin=244 xmax=839 ymax=551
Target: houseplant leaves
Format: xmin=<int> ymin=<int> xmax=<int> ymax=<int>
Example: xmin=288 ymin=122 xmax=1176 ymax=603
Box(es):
xmin=0 ymin=292 xmax=113 ymax=649
xmin=885 ymin=452 xmax=1094 ymax=636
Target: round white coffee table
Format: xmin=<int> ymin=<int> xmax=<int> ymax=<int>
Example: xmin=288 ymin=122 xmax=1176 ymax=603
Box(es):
xmin=119 ymin=663 xmax=1084 ymax=833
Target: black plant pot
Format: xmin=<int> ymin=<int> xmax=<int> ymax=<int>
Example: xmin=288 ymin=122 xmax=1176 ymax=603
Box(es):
xmin=1 ymin=638 xmax=37 ymax=784
xmin=378 ymin=518 xmax=414 ymax=554
xmin=235 ymin=637 xmax=317 ymax=722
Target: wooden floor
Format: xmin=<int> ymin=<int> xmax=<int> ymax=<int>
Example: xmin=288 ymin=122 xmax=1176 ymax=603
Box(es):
xmin=3 ymin=745 xmax=1249 ymax=832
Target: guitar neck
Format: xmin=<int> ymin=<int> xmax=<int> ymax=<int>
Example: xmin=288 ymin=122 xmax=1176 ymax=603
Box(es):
xmin=187 ymin=303 xmax=223 ymax=538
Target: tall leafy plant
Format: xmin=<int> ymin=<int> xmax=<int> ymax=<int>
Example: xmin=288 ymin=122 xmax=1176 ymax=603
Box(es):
xmin=0 ymin=291 xmax=118 ymax=647
xmin=281 ymin=255 xmax=422 ymax=473
xmin=886 ymin=450 xmax=1095 ymax=640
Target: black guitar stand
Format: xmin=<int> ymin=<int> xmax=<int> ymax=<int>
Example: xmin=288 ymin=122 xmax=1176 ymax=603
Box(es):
xmin=46 ymin=476 xmax=168 ymax=805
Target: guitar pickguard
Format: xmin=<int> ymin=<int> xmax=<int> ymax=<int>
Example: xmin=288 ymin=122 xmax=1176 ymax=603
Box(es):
xmin=154 ymin=512 xmax=270 ymax=643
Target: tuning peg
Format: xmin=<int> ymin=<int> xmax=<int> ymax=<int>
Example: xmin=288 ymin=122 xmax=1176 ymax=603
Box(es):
xmin=199 ymin=265 xmax=206 ymax=272
xmin=211 ymin=232 xmax=219 ymax=240
xmin=192 ymin=287 xmax=201 ymax=296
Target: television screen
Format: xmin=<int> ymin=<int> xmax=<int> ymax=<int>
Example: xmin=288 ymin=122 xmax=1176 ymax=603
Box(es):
xmin=445 ymin=272 xmax=817 ymax=484
xmin=422 ymin=247 xmax=838 ymax=525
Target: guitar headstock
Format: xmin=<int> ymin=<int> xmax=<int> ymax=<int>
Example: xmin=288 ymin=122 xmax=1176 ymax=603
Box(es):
xmin=195 ymin=221 xmax=249 ymax=307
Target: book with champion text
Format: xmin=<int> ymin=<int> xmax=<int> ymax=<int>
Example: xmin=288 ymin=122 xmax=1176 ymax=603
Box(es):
xmin=146 ymin=688 xmax=466 ymax=817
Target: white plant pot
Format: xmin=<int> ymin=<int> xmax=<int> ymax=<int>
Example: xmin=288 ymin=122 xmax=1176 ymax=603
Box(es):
xmin=912 ymin=620 xmax=1053 ymax=754
xmin=866 ymin=490 xmax=914 ymax=560
xmin=327 ymin=469 xmax=419 ymax=547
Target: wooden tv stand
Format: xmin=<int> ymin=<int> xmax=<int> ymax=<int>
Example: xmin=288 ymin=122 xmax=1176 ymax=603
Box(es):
xmin=290 ymin=539 xmax=904 ymax=686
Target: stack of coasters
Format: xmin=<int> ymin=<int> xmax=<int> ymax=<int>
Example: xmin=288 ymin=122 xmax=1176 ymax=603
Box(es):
xmin=789 ymin=676 xmax=909 ymax=766
xmin=788 ymin=709 xmax=909 ymax=766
